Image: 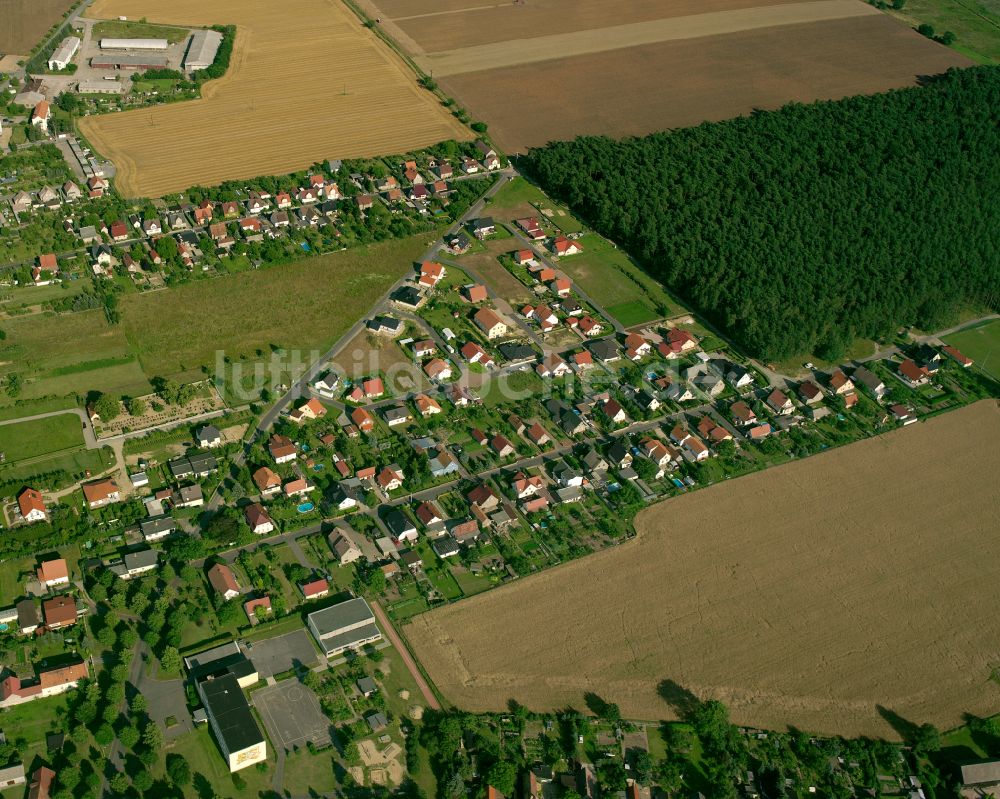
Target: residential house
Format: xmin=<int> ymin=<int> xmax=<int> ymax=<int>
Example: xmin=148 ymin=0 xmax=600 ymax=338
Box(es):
xmin=207 ymin=564 xmax=240 ymax=600
xmin=600 ymin=398 xmax=627 ymax=424
xmin=269 ymin=434 xmax=297 ymax=463
xmin=578 ymin=316 xmax=603 ymax=337
xmin=300 ymin=578 xmax=329 ymax=600
xmin=470 ymin=217 xmax=496 ymax=239
xmin=462 ymin=283 xmax=489 ymax=302
xmin=475 ymin=140 xmax=501 ymax=169
xmin=898 ymin=359 xmax=930 ymax=387
xmin=36 ymin=559 xmax=69 ymax=588
xmin=414 ymin=393 xmax=442 ymax=417
xmin=828 ymin=368 xmax=855 ymax=395
xmin=473 ymin=308 xmax=508 ymax=339
xmin=765 ymin=389 xmax=794 ymax=415
xmin=289 ymin=397 xmax=327 ymax=423
xmin=424 ymin=358 xmax=454 ymax=380
xmin=730 ymin=400 xmax=757 ymax=426
xmin=853 ymin=366 xmax=886 ymax=399
xmin=377 ymin=465 xmax=405 ymax=492
xmin=588 ymin=339 xmax=620 ymax=363
xmin=490 ymin=435 xmax=516 ymax=458
xmin=384 ymin=507 xmax=417 ymax=543
xmin=383 ymin=405 xmax=411 ymax=427
xmin=551 ymin=235 xmax=582 ymax=256
xmin=331 ymin=534 xmax=363 ymax=565
xmin=418 ymin=261 xmax=445 ymax=288
xmin=43 ymin=595 xmax=77 ymax=630
xmin=525 ymin=422 xmax=551 ymax=446
xmin=244 ymin=503 xmax=275 ymax=535
xmin=196 ymin=424 xmax=223 ymax=448
xmin=351 ymin=407 xmax=375 ymax=432
xmin=17 ymin=487 xmax=47 ymax=524
xmin=283 ymin=478 xmax=313 ymax=498
xmin=82 ymin=478 xmax=120 ymax=509
xmin=516 ymin=217 xmax=545 ymax=240
xmin=460 ymin=341 xmax=494 ymax=368
xmin=416 ymin=501 xmax=444 ymax=531
xmin=624 ymin=333 xmax=652 ymax=360
xmin=798 ymin=381 xmax=823 ymax=405
xmin=942 ymin=345 xmax=973 ymax=367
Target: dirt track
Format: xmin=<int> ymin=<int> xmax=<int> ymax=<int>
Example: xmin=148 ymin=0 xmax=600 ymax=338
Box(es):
xmin=439 ymin=15 xmax=971 ymax=152
xmin=78 ymin=0 xmax=469 ymax=197
xmin=406 ymin=400 xmax=1000 ymax=737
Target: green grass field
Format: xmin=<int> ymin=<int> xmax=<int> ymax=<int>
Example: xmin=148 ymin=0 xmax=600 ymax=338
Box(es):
xmin=944 ymin=318 xmax=1000 ymax=381
xmin=487 ymin=176 xmax=549 ymax=211
xmin=885 ymin=0 xmax=1000 ymax=63
xmin=559 ymin=234 xmax=679 ymax=319
xmin=0 ymin=414 xmax=84 ymax=462
xmin=92 ymin=19 xmax=193 ymax=43
xmin=1 ymin=237 xmax=422 ymax=405
xmin=606 ymin=300 xmax=660 ymax=327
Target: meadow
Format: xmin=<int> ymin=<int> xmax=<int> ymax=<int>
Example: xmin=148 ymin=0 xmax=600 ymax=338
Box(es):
xmin=0 ymin=237 xmax=423 ymax=405
xmin=944 ymin=318 xmax=1000 ymax=382
xmin=0 ymin=414 xmax=84 ymax=462
xmin=406 ymin=400 xmax=1000 ymax=737
xmin=78 ymin=0 xmax=471 ymax=197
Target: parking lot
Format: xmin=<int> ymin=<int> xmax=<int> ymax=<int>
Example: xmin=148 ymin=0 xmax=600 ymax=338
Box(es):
xmin=246 ymin=629 xmax=318 ymax=679
xmin=252 ymin=679 xmax=332 ymax=751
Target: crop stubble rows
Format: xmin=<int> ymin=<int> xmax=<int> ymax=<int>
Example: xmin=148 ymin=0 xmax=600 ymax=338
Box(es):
xmin=406 ymin=400 xmax=1000 ymax=737
xmin=363 ymin=0 xmax=972 ymax=152
xmin=78 ymin=0 xmax=470 ymax=197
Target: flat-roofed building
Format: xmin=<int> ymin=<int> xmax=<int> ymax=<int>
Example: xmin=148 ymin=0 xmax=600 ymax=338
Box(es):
xmin=307 ymin=597 xmax=381 ymax=657
xmin=198 ymin=672 xmax=266 ymax=771
xmin=184 ymin=29 xmax=223 ymax=71
xmin=90 ymin=54 xmax=169 ymax=69
xmin=77 ymin=79 xmax=124 ymax=94
xmin=99 ymin=38 xmax=168 ymax=50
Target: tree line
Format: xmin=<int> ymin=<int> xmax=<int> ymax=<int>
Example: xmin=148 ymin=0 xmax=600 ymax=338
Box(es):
xmin=527 ymin=66 xmax=1000 ymax=360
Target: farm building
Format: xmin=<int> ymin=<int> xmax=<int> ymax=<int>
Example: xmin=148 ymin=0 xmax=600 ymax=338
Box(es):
xmin=48 ymin=36 xmax=80 ymax=70
xmin=91 ymin=54 xmax=168 ymax=70
xmin=184 ymin=29 xmax=223 ymax=71
xmin=99 ymin=38 xmax=169 ymax=50
xmin=78 ymin=80 xmax=124 ymax=94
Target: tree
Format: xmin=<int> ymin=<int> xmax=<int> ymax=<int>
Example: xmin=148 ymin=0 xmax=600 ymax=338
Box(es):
xmin=142 ymin=720 xmax=163 ymax=750
xmin=912 ymin=723 xmax=941 ymax=753
xmin=5 ymin=373 xmax=21 ymax=398
xmin=109 ymin=772 xmax=130 ymax=794
xmin=917 ymin=22 xmax=935 ymax=37
xmin=133 ymin=770 xmax=154 ymax=792
xmin=94 ymin=723 xmax=115 ymax=745
xmin=485 ymin=761 xmax=517 ymax=796
xmin=160 ymin=646 xmax=182 ymax=673
xmin=93 ymin=393 xmax=121 ymax=421
xmin=117 ymin=725 xmax=140 ymax=749
xmin=166 ymin=753 xmax=191 ymax=786
xmin=940 ymin=30 xmax=956 ymax=44
xmin=126 ymin=396 xmax=147 ymax=416
xmin=633 ymin=751 xmax=654 ymax=785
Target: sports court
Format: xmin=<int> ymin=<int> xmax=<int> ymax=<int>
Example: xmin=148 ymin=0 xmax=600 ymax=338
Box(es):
xmin=252 ymin=679 xmax=332 ymax=750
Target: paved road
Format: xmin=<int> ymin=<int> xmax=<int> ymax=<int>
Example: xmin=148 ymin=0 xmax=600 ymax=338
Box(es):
xmin=371 ymin=599 xmax=441 ymax=711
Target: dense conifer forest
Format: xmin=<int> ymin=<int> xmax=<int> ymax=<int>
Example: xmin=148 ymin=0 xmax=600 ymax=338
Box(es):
xmin=527 ymin=67 xmax=1000 ymax=360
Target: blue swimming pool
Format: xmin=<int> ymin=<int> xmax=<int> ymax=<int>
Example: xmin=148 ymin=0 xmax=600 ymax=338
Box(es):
xmin=297 ymin=502 xmax=314 ymax=513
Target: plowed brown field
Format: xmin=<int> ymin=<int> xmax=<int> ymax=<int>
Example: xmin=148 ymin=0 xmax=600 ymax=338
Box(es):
xmin=77 ymin=0 xmax=470 ymax=198
xmin=362 ymin=0 xmax=972 ymax=152
xmin=0 ymin=0 xmax=75 ymax=54
xmin=407 ymin=400 xmax=1000 ymax=737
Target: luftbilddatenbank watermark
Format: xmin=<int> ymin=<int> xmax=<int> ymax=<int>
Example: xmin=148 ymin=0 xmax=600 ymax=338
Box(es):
xmin=214 ymin=343 xmax=697 ymax=406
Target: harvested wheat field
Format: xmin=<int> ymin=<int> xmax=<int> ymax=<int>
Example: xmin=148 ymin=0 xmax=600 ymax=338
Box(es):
xmin=0 ymin=0 xmax=75 ymax=54
xmin=362 ymin=0 xmax=971 ymax=152
xmin=77 ymin=0 xmax=470 ymax=198
xmin=407 ymin=400 xmax=1000 ymax=737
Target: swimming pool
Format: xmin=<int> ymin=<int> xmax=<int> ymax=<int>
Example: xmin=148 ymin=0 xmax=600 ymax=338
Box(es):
xmin=297 ymin=502 xmax=314 ymax=513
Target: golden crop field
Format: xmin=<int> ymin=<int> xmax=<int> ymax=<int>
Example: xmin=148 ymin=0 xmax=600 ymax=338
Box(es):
xmin=78 ymin=0 xmax=471 ymax=198
xmin=407 ymin=400 xmax=1000 ymax=737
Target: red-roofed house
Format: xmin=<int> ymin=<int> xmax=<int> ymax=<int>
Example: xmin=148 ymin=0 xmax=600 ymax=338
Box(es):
xmin=516 ymin=217 xmax=545 ymax=240
xmin=418 ymin=261 xmax=445 ymax=288
xmin=253 ymin=466 xmax=282 ymax=498
xmin=473 ymin=308 xmax=507 ymax=339
xmin=550 ymin=236 xmax=582 ymax=256
xmin=36 ymin=558 xmax=68 ymax=588
xmin=244 ymin=595 xmax=272 ymax=622
xmin=82 ymin=478 xmax=120 ymax=509
xmin=462 ymin=284 xmax=488 ymax=303
xmin=362 ymin=377 xmax=385 ymax=398
xmin=942 ymin=345 xmax=973 ymax=367
xmin=898 ymin=359 xmax=930 ymax=387
xmin=351 ymin=406 xmax=375 ymax=432
xmin=300 ymin=578 xmax=329 ymax=600
xmin=207 ymin=564 xmax=240 ymax=600
xmin=244 ymin=503 xmax=274 ymax=535
xmin=43 ymin=595 xmax=77 ymax=629
xmin=17 ymin=487 xmax=47 ymax=524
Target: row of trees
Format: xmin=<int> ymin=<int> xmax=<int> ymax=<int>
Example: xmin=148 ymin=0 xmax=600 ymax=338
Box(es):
xmin=527 ymin=66 xmax=1000 ymax=360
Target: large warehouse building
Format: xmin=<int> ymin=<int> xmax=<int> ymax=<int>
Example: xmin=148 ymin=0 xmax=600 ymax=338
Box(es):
xmin=91 ymin=54 xmax=168 ymax=70
xmin=184 ymin=29 xmax=223 ymax=71
xmin=307 ymin=597 xmax=382 ymax=657
xmin=48 ymin=36 xmax=80 ymax=70
xmin=99 ymin=38 xmax=168 ymax=50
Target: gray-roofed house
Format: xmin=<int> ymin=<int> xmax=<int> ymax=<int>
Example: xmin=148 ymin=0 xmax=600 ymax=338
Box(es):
xmin=110 ymin=549 xmax=159 ymax=580
xmin=961 ymin=760 xmax=1000 ymax=788
xmin=141 ymin=514 xmax=175 ymax=542
xmin=357 ymin=676 xmax=377 ymax=697
xmin=432 ymin=535 xmax=460 ymax=559
xmin=196 ymin=425 xmax=223 ymax=448
xmin=307 ymin=597 xmax=382 ymax=657
xmin=587 ymin=339 xmax=620 ymax=363
xmin=366 ymin=711 xmax=389 ymax=732
xmin=17 ymin=599 xmax=40 ymax=635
